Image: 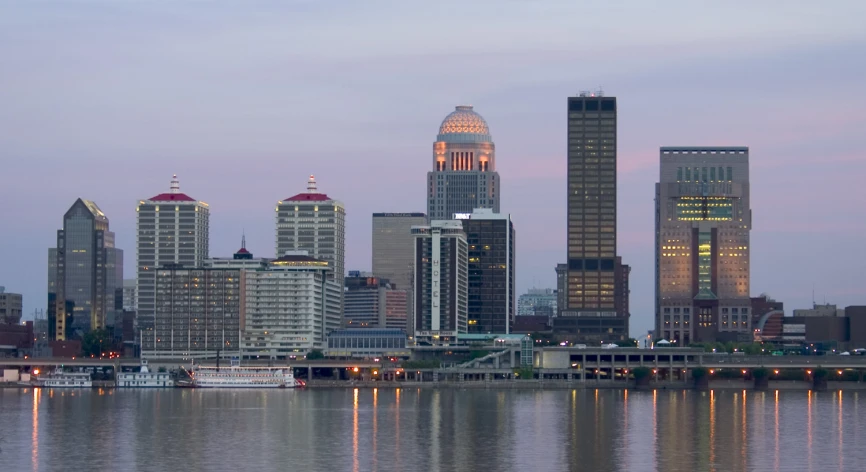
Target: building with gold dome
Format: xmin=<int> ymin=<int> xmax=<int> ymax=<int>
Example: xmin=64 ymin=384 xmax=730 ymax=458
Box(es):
xmin=427 ymin=106 xmax=500 ymax=220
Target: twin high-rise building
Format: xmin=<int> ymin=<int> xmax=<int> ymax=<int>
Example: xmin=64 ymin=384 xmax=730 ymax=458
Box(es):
xmin=427 ymin=106 xmax=500 ymax=220
xmin=276 ymin=175 xmax=346 ymax=313
xmin=137 ymin=175 xmax=210 ymax=355
xmin=48 ymin=199 xmax=123 ymax=340
xmin=558 ymin=93 xmax=630 ymax=342
xmin=655 ymin=147 xmax=752 ymax=344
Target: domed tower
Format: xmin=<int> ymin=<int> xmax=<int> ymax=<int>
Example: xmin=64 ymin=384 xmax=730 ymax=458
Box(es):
xmin=427 ymin=106 xmax=500 ymax=220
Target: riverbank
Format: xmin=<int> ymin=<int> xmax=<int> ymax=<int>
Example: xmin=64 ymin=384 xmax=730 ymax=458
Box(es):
xmin=6 ymin=379 xmax=866 ymax=390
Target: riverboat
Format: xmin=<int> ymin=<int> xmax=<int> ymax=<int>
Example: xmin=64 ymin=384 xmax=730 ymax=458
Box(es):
xmin=32 ymin=369 xmax=92 ymax=388
xmin=187 ymin=358 xmax=301 ymax=388
xmin=116 ymin=360 xmax=174 ymax=387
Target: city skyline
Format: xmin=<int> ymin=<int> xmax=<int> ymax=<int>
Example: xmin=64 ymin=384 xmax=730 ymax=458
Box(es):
xmin=2 ymin=2 xmax=865 ymax=338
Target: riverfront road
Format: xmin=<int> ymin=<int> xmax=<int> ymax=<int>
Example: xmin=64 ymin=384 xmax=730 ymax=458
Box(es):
xmin=3 ymin=353 xmax=866 ymax=371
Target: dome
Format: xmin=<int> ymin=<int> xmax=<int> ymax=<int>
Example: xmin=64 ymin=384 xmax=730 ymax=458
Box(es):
xmin=437 ymin=105 xmax=492 ymax=143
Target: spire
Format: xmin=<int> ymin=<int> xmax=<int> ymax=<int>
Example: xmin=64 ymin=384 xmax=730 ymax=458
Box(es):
xmin=170 ymin=174 xmax=180 ymax=194
xmin=234 ymin=231 xmax=252 ymax=259
xmin=307 ymin=174 xmax=318 ymax=193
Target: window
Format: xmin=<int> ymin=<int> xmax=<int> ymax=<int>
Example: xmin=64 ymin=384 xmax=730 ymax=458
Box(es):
xmin=585 ymin=100 xmax=600 ymax=111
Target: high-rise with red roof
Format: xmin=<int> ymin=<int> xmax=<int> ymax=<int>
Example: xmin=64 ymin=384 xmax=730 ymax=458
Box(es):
xmin=276 ymin=175 xmax=346 ymax=314
xmin=136 ymin=175 xmax=210 ymax=356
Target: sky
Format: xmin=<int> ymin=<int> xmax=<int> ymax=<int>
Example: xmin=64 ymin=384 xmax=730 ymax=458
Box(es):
xmin=1 ymin=1 xmax=865 ymax=336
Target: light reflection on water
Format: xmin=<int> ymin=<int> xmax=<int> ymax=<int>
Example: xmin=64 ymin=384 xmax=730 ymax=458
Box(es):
xmin=1 ymin=388 xmax=865 ymax=471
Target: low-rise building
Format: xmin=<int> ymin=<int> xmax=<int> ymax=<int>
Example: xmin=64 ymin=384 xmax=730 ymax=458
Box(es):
xmin=518 ymin=288 xmax=557 ymax=317
xmin=325 ymin=329 xmax=410 ymax=358
xmin=344 ymin=271 xmax=408 ymax=331
xmin=0 ymin=287 xmax=23 ymax=325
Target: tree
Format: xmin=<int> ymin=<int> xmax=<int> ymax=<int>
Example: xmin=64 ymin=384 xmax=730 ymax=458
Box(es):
xmin=622 ymin=338 xmax=638 ymax=348
xmin=752 ymin=367 xmax=769 ymax=379
xmin=81 ymin=329 xmax=112 ymax=357
xmin=631 ymin=366 xmax=652 ymax=380
xmin=306 ymin=349 xmax=325 ymax=360
xmin=691 ymin=367 xmax=709 ymax=379
xmin=513 ymin=367 xmax=534 ymax=379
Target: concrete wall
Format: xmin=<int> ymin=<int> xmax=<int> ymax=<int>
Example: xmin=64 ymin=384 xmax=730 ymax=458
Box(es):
xmin=534 ymin=350 xmax=570 ymax=369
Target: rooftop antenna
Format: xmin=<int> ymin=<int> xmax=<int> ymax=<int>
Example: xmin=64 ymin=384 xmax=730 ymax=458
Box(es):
xmin=307 ymin=174 xmax=317 ymax=193
xmin=241 ymin=230 xmax=246 ymax=251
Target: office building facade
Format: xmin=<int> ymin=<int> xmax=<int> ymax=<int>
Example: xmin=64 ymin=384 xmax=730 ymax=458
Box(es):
xmin=427 ymin=106 xmax=500 ymax=220
xmin=275 ymin=175 xmax=346 ymax=313
xmin=149 ymin=265 xmax=241 ymax=359
xmin=137 ymin=175 xmax=210 ymax=352
xmin=372 ymin=212 xmax=426 ymax=332
xmin=242 ymin=253 xmax=341 ymax=358
xmin=412 ymin=220 xmax=468 ymax=343
xmin=122 ymin=279 xmax=137 ymax=311
xmin=343 ymin=271 xmax=408 ymax=331
xmin=518 ymin=288 xmax=557 ymax=317
xmin=560 ymin=93 xmax=629 ymax=342
xmin=461 ymin=208 xmax=515 ymax=334
xmin=655 ymin=147 xmax=752 ymax=344
xmin=48 ymin=198 xmax=123 ymax=340
xmin=0 ymin=287 xmax=23 ymax=325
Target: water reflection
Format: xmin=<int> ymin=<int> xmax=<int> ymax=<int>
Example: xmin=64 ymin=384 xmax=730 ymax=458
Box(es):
xmin=2 ymin=388 xmax=865 ymax=471
xmin=31 ymin=388 xmax=39 ymax=471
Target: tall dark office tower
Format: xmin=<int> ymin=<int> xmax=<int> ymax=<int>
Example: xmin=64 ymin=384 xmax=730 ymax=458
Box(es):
xmin=460 ymin=209 xmax=515 ymax=334
xmin=557 ymin=92 xmax=629 ymax=342
xmin=427 ymin=106 xmax=500 ymax=220
xmin=48 ymin=199 xmax=123 ymax=340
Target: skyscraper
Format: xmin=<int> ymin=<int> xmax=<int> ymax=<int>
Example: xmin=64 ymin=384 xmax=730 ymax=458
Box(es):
xmin=655 ymin=147 xmax=752 ymax=344
xmin=460 ymin=208 xmax=515 ymax=334
xmin=275 ymin=175 xmax=346 ymax=312
xmin=427 ymin=106 xmax=500 ymax=220
xmin=412 ymin=220 xmax=468 ymax=344
xmin=137 ymin=175 xmax=210 ymax=354
xmin=372 ymin=212 xmax=426 ymax=332
xmin=558 ymin=92 xmax=629 ymax=342
xmin=48 ymin=198 xmax=123 ymax=340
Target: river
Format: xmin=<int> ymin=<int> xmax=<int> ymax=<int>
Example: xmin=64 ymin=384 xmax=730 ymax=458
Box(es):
xmin=0 ymin=387 xmax=863 ymax=471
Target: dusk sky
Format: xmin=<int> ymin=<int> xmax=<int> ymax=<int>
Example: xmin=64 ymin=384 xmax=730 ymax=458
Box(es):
xmin=1 ymin=1 xmax=864 ymax=336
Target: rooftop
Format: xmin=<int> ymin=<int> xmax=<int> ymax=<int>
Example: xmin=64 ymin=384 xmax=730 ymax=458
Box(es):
xmin=283 ymin=174 xmax=332 ymax=202
xmin=148 ymin=175 xmax=197 ymax=202
xmin=436 ymin=105 xmax=492 ymax=143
